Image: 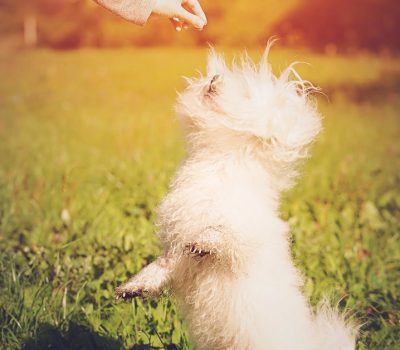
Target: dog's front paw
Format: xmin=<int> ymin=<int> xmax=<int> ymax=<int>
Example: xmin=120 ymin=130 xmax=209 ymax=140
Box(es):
xmin=115 ymin=285 xmax=147 ymax=301
xmin=115 ymin=281 xmax=158 ymax=301
xmin=184 ymin=242 xmax=216 ymax=257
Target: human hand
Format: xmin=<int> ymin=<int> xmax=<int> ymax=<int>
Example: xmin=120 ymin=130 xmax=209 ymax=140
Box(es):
xmin=152 ymin=0 xmax=207 ymax=31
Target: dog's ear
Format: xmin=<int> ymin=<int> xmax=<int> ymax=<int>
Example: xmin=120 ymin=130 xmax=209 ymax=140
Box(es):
xmin=206 ymin=74 xmax=222 ymax=95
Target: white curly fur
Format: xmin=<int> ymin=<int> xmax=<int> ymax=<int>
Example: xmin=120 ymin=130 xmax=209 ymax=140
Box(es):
xmin=116 ymin=44 xmax=357 ymax=350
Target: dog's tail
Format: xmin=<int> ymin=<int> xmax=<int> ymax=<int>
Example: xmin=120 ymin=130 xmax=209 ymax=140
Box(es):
xmin=313 ymin=299 xmax=358 ymax=350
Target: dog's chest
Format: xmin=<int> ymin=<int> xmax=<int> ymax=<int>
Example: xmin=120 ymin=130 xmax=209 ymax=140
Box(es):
xmin=158 ymin=156 xmax=280 ymax=243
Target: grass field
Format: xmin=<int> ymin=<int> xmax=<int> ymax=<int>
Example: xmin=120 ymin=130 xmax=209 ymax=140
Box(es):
xmin=0 ymin=48 xmax=399 ymax=349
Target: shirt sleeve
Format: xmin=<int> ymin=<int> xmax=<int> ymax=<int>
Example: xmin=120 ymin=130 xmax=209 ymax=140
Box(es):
xmin=95 ymin=0 xmax=157 ymax=26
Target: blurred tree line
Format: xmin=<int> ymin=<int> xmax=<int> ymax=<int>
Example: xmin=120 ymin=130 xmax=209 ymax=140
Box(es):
xmin=274 ymin=0 xmax=400 ymax=53
xmin=0 ymin=0 xmax=399 ymax=52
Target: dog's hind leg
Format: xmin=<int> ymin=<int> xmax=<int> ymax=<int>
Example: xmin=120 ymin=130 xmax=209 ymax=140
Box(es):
xmin=115 ymin=252 xmax=176 ymax=300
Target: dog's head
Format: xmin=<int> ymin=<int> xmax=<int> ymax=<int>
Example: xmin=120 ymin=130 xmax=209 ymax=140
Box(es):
xmin=176 ymin=43 xmax=322 ymax=166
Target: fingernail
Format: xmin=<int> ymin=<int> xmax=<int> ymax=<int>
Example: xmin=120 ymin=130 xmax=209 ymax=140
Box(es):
xmin=176 ymin=26 xmax=182 ymax=32
xmin=195 ymin=21 xmax=204 ymax=30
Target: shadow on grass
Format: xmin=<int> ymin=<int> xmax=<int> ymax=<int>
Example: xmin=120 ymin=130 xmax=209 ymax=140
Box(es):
xmin=23 ymin=322 xmax=122 ymax=350
xmin=23 ymin=322 xmax=182 ymax=350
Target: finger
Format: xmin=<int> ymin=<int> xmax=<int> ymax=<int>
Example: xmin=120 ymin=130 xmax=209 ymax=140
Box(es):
xmin=169 ymin=17 xmax=183 ymax=32
xmin=172 ymin=16 xmax=189 ymax=31
xmin=176 ymin=7 xmax=205 ymax=30
xmin=185 ymin=0 xmax=207 ymax=25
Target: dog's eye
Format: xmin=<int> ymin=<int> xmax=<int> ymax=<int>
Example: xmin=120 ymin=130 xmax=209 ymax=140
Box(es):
xmin=207 ymin=74 xmax=221 ymax=94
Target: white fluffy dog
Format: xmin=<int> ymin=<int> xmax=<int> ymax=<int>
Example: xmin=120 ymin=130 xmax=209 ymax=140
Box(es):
xmin=115 ymin=45 xmax=357 ymax=350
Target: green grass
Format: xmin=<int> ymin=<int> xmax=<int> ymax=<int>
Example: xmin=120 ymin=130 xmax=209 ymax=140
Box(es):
xmin=0 ymin=48 xmax=399 ymax=349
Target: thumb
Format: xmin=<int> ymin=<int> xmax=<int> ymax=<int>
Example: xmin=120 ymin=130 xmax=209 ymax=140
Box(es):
xmin=175 ymin=7 xmax=205 ymax=30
